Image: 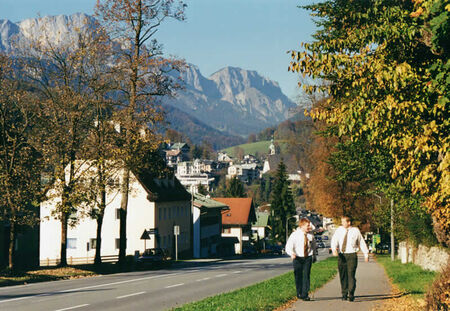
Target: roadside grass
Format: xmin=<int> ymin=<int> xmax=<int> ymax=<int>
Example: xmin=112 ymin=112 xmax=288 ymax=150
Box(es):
xmin=0 ymin=266 xmax=97 ymax=287
xmin=172 ymin=257 xmax=337 ymax=311
xmin=375 ymin=254 xmax=437 ymax=299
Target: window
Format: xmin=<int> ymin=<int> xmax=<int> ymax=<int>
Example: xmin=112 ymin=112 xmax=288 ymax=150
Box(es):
xmin=115 ymin=238 xmax=120 ymax=249
xmin=90 ymin=238 xmax=97 ymax=249
xmin=164 ymin=208 xmax=167 ymax=220
xmin=168 ymin=207 xmax=172 ymax=219
xmin=67 ymin=238 xmax=77 ymax=249
xmin=223 ymin=228 xmax=231 ymax=234
xmin=176 ymin=206 xmax=179 ymax=217
xmin=116 ymin=208 xmax=121 ymax=220
xmin=159 ymin=207 xmax=162 ymax=221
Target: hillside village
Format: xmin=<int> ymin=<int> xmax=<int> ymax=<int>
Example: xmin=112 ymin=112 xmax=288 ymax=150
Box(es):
xmin=35 ymin=138 xmax=324 ymax=267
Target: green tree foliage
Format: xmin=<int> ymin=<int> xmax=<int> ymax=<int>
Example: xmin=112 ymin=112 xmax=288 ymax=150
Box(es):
xmin=197 ymin=184 xmax=208 ymax=195
xmin=290 ymin=0 xmax=449 ymax=246
xmin=269 ymin=160 xmax=296 ymax=244
xmin=225 ymin=176 xmax=246 ymax=198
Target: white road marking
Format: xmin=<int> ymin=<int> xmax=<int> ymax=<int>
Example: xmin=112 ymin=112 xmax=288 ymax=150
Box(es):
xmin=215 ymin=274 xmax=227 ymax=278
xmin=232 ymin=271 xmax=242 ymax=274
xmin=165 ymin=283 xmax=184 ymax=288
xmin=0 ymin=273 xmax=179 ymax=304
xmin=54 ymin=304 xmax=89 ymax=311
xmin=196 ymin=277 xmax=211 ymax=282
xmin=60 ymin=273 xmax=179 ymax=293
xmin=116 ymin=291 xmax=146 ymax=299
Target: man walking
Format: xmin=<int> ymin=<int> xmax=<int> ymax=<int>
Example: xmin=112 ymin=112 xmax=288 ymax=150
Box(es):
xmin=285 ymin=217 xmax=317 ymax=301
xmin=331 ymin=215 xmax=369 ymax=302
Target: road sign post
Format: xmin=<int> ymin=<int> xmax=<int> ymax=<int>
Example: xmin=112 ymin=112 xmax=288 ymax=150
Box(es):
xmin=174 ymin=225 xmax=180 ymax=261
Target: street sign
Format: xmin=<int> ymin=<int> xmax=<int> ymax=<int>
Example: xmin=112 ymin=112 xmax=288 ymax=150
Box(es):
xmin=174 ymin=225 xmax=180 ymax=235
xmin=140 ymin=230 xmax=151 ymax=240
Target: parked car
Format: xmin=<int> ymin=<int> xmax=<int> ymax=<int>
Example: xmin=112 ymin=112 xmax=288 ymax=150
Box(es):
xmin=260 ymin=244 xmax=282 ymax=255
xmin=242 ymin=245 xmax=258 ymax=257
xmin=265 ymin=244 xmax=283 ymax=255
xmin=317 ymin=241 xmax=326 ymax=248
xmin=136 ymin=248 xmax=171 ymax=269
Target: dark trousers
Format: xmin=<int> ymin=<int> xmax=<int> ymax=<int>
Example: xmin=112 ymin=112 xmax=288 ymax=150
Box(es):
xmin=293 ymin=256 xmax=312 ymax=298
xmin=338 ymin=252 xmax=358 ymax=297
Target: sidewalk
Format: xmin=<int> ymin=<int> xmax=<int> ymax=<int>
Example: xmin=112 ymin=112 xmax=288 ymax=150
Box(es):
xmin=285 ymin=254 xmax=393 ymax=311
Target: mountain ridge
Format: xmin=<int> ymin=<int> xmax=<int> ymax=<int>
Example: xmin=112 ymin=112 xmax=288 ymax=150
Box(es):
xmin=0 ymin=13 xmax=298 ymax=141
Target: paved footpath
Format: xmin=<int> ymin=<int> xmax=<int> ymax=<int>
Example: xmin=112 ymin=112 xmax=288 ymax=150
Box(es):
xmin=285 ymin=254 xmax=393 ymax=311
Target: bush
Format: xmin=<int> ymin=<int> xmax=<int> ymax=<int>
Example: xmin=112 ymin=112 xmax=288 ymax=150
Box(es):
xmin=426 ymin=261 xmax=450 ymax=311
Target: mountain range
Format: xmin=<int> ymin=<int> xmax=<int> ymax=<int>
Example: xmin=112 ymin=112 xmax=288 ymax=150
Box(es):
xmin=0 ymin=13 xmax=298 ymax=146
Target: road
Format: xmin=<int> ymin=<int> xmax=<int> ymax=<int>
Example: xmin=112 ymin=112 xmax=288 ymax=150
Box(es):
xmin=0 ymin=249 xmax=330 ymax=311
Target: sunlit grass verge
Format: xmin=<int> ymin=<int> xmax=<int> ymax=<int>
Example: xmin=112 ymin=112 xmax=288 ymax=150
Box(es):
xmin=376 ymin=254 xmax=436 ymax=298
xmin=0 ymin=267 xmax=96 ymax=287
xmin=172 ymin=257 xmax=337 ymax=311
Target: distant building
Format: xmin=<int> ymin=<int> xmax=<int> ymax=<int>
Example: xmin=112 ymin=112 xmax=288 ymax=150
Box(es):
xmin=164 ymin=142 xmax=190 ymax=167
xmin=217 ymin=152 xmax=233 ymax=163
xmin=175 ymin=160 xmax=215 ymax=192
xmin=252 ymin=211 xmax=269 ymax=241
xmin=242 ymin=154 xmax=258 ymax=164
xmin=192 ymin=194 xmax=229 ymax=258
xmin=227 ymin=163 xmax=260 ymax=184
xmin=215 ymin=197 xmax=256 ymax=255
xmin=262 ymin=154 xmax=302 ymax=181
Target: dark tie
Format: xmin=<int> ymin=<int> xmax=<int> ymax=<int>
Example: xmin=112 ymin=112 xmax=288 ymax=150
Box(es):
xmin=342 ymin=229 xmax=348 ymax=253
xmin=304 ymin=233 xmax=309 ymax=256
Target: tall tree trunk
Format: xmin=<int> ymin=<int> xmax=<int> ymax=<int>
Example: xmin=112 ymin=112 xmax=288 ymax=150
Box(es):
xmin=118 ymin=169 xmax=129 ymax=266
xmin=60 ymin=211 xmax=68 ymax=266
xmin=8 ymin=220 xmax=16 ymax=270
xmin=94 ymin=184 xmax=106 ymax=265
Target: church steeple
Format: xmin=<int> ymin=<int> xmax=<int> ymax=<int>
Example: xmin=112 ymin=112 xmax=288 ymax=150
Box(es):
xmin=269 ymin=138 xmax=276 ymax=155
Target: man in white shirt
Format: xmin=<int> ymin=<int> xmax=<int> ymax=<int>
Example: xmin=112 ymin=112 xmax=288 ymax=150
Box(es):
xmin=285 ymin=218 xmax=317 ymax=301
xmin=331 ymin=215 xmax=369 ymax=302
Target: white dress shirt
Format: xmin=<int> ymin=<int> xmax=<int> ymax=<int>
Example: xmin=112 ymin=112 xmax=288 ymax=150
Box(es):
xmin=331 ymin=226 xmax=369 ymax=258
xmin=285 ymin=229 xmax=317 ymax=257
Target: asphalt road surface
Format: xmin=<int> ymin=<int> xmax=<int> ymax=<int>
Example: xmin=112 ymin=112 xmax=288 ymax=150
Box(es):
xmin=0 ymin=249 xmax=330 ymax=311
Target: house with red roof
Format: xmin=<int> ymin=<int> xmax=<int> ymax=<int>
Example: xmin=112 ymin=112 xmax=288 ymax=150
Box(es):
xmin=213 ymin=198 xmax=256 ymax=255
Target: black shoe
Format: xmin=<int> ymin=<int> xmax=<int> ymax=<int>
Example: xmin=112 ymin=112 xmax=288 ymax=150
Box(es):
xmin=342 ymin=295 xmax=348 ymax=301
xmin=302 ymin=296 xmax=311 ymax=301
xmin=348 ymin=296 xmax=354 ymax=302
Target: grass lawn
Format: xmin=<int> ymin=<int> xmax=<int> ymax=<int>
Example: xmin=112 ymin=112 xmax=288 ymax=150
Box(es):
xmin=376 ymin=255 xmax=437 ymax=298
xmin=222 ymin=140 xmax=288 ymax=157
xmin=172 ymin=257 xmax=338 ymax=311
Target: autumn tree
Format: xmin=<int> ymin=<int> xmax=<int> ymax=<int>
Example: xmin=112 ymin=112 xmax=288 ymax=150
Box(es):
xmin=96 ymin=0 xmax=186 ymax=264
xmin=19 ymin=19 xmax=104 ymax=266
xmin=269 ymin=160 xmax=296 ymax=244
xmin=290 ymin=0 xmax=449 ymax=246
xmin=0 ymin=55 xmax=41 ymax=270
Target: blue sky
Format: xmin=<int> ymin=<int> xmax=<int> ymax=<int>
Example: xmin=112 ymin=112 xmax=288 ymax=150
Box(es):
xmin=2 ymin=0 xmax=316 ymax=100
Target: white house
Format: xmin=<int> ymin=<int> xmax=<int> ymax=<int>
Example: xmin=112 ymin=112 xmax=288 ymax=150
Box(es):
xmin=227 ymin=163 xmax=260 ymax=184
xmin=214 ymin=197 xmax=256 ymax=255
xmin=192 ymin=193 xmax=229 ymax=258
xmin=40 ymin=164 xmax=192 ymax=265
xmin=175 ymin=160 xmax=215 ymax=192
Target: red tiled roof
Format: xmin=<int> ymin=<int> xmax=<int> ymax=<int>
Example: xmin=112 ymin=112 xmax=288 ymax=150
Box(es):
xmin=214 ymin=198 xmax=255 ymax=225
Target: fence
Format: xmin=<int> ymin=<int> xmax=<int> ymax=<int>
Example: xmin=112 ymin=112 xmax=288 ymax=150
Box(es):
xmin=40 ymin=254 xmax=119 ymax=267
